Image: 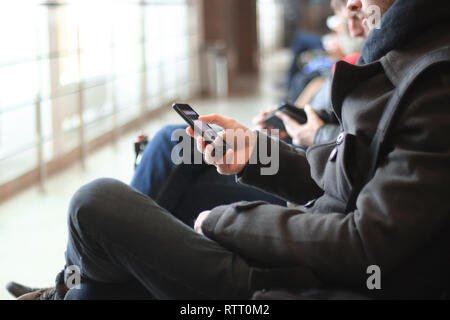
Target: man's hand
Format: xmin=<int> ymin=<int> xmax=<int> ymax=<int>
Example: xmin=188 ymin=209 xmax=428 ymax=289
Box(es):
xmin=186 ymin=114 xmax=257 ymax=175
xmin=276 ymin=105 xmax=324 ymax=147
xmin=252 ymin=108 xmax=290 ymax=139
xmin=252 ymin=108 xmax=274 ymax=131
xmin=194 ymin=210 xmax=211 ymax=235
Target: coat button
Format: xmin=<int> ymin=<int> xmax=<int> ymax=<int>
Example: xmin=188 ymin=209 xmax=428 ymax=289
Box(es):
xmin=329 ymin=147 xmax=338 ymax=162
xmin=336 ymin=132 xmax=345 ymax=145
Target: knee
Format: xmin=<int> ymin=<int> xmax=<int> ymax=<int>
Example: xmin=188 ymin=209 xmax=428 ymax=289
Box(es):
xmin=68 ymin=178 xmax=126 ymax=229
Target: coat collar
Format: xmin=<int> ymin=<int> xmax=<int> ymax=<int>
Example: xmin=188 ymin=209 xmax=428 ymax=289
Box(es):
xmin=358 ymin=0 xmax=450 ymax=65
xmin=331 ymin=25 xmax=450 ymax=121
xmin=331 ymin=61 xmax=383 ymax=121
xmin=380 ymin=29 xmax=450 ymax=86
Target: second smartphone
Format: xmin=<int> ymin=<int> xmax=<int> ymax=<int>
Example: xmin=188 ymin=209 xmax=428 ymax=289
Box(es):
xmin=263 ymin=102 xmax=308 ymax=132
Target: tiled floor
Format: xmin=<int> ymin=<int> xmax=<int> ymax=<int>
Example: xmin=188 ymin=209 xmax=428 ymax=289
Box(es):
xmin=0 ymin=50 xmax=289 ymax=299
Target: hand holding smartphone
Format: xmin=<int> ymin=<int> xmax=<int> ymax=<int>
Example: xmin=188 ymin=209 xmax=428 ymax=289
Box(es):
xmin=178 ymin=106 xmax=258 ymax=175
xmin=263 ymin=102 xmax=308 ymax=132
xmin=172 ymin=103 xmax=230 ymax=156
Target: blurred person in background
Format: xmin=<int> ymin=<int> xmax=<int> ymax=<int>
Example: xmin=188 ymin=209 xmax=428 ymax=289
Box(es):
xmin=285 ymin=31 xmax=325 ymax=90
xmin=286 ymin=0 xmax=366 ymax=103
xmin=260 ymin=0 xmax=368 ymax=148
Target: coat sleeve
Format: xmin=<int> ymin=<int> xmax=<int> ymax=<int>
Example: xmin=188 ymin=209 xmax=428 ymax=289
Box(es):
xmin=235 ymin=131 xmax=323 ymax=205
xmin=314 ymin=123 xmax=341 ymax=145
xmin=202 ymin=86 xmax=450 ymax=288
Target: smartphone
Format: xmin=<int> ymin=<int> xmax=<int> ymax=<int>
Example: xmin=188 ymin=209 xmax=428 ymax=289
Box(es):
xmin=172 ymin=103 xmax=230 ymax=155
xmin=263 ymin=102 xmax=308 ymax=132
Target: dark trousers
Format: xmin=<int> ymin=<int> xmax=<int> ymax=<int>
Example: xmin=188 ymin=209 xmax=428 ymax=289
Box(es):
xmin=65 ymin=178 xmax=251 ymax=299
xmin=64 ymin=125 xmax=286 ymax=299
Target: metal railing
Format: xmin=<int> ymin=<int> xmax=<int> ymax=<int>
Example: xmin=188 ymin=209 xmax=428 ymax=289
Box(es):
xmin=0 ymin=0 xmax=203 ymax=195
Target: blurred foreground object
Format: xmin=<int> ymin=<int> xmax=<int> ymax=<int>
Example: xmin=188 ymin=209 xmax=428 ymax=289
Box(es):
xmin=134 ymin=134 xmax=149 ymax=169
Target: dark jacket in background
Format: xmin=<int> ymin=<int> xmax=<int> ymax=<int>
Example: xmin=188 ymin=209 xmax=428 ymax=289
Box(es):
xmin=201 ymin=0 xmax=450 ymax=299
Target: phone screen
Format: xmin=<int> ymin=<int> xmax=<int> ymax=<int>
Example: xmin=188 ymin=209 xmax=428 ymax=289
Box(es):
xmin=173 ymin=103 xmax=218 ymax=142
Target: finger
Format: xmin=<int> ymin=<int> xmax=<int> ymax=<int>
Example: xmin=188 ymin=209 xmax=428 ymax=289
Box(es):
xmin=186 ymin=126 xmax=194 ymax=137
xmin=194 ymin=219 xmax=200 ymax=232
xmin=187 ymin=126 xmax=204 ymax=139
xmin=204 ymin=143 xmax=216 ymax=165
xmin=196 ymin=136 xmax=207 ymax=154
xmin=275 ymin=111 xmax=298 ymax=127
xmin=217 ymin=130 xmax=229 ymax=147
xmin=252 ymin=115 xmax=264 ymax=125
xmin=194 ymin=221 xmax=203 ymax=234
xmin=304 ymin=104 xmax=319 ymax=120
xmin=212 ymin=133 xmax=228 ymax=161
xmin=194 ymin=210 xmax=210 ymax=234
xmin=252 ymin=109 xmax=272 ymax=125
xmin=217 ymin=130 xmax=232 ymax=150
xmin=260 ymin=108 xmax=275 ymax=120
xmin=198 ymin=114 xmax=236 ymax=129
xmin=224 ymin=148 xmax=234 ymax=166
xmin=216 ymin=148 xmax=235 ymax=175
xmin=217 ymin=129 xmax=226 ymax=141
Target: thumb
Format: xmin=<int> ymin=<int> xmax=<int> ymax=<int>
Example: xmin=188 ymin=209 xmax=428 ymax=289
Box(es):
xmin=199 ymin=114 xmax=237 ymax=130
xmin=304 ymin=104 xmax=320 ymax=121
xmin=275 ymin=111 xmax=295 ymax=125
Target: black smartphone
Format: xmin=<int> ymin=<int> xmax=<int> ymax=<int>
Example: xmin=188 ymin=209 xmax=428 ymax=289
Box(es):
xmin=172 ymin=103 xmax=230 ymax=155
xmin=263 ymin=102 xmax=308 ymax=132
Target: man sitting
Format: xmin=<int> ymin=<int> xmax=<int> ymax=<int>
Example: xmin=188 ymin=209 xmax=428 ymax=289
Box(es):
xmin=127 ymin=0 xmax=366 ymax=228
xmin=13 ymin=0 xmax=450 ymax=300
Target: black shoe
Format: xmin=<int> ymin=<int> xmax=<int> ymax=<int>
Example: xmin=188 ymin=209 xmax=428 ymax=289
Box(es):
xmin=16 ymin=286 xmax=67 ymax=300
xmin=6 ymin=282 xmax=45 ymax=298
xmin=12 ymin=270 xmax=68 ymax=300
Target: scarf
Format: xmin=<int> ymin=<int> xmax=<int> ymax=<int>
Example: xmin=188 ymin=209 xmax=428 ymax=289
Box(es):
xmin=358 ymin=0 xmax=450 ymax=64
